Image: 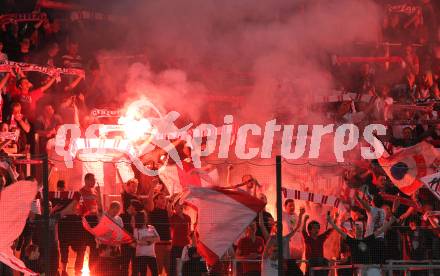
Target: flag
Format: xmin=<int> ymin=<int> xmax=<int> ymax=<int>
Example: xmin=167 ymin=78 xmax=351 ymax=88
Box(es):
xmin=283 ymin=188 xmax=345 ymax=209
xmin=379 ymin=142 xmax=439 ymax=195
xmin=181 ymin=187 xmax=265 ymax=265
xmin=420 ymin=171 xmax=440 ymax=202
xmin=50 ymin=150 xmax=134 ymax=193
xmin=82 ymin=214 xmax=133 ymax=245
xmin=159 ymin=159 xmax=219 ymax=194
xmin=379 ymin=192 xmax=423 ymax=211
xmin=0 ymin=180 xmax=38 ymax=275
xmin=0 ymin=252 xmax=37 ymax=276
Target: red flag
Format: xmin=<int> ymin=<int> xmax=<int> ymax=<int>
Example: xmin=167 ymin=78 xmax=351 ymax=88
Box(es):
xmin=379 ymin=142 xmax=439 ymax=195
xmin=37 ymin=0 xmax=80 ymax=10
xmin=159 ymin=159 xmax=219 ymax=194
xmin=421 ymin=171 xmax=440 ymax=202
xmin=0 ymin=252 xmax=37 ymax=276
xmin=181 ymin=187 xmax=265 ymax=265
xmin=82 ymin=215 xmax=133 ymax=245
xmin=0 ymin=180 xmax=38 ymax=275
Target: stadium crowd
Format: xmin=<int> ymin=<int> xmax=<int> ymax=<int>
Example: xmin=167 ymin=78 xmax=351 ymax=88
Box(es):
xmin=1 ymin=1 xmax=440 ymax=276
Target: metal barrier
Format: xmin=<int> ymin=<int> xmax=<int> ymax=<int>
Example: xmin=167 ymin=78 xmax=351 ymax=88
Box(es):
xmin=231 ymin=259 xmax=308 ymax=276
xmin=310 ymin=260 xmax=440 ymax=276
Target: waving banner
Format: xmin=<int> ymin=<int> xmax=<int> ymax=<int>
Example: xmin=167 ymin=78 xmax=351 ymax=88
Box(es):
xmin=82 ymin=214 xmax=133 ymax=245
xmin=0 ymin=180 xmax=38 ymax=275
xmin=0 ymin=61 xmax=85 ymax=79
xmin=379 ymin=142 xmax=439 ymax=195
xmin=181 ymin=187 xmax=265 ymax=265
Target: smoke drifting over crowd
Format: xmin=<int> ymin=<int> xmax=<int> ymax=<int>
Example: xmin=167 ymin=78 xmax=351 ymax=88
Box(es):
xmin=96 ymin=0 xmax=381 ymax=125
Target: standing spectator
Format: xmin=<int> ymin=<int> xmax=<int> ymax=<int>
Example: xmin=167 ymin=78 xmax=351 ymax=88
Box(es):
xmin=236 ymin=222 xmax=265 ymax=276
xmin=33 ymin=198 xmax=76 ymax=276
xmin=372 ymin=85 xmax=394 ymax=122
xmin=13 ymin=71 xmax=56 ymax=120
xmin=56 ymin=182 xmax=83 ymax=276
xmin=6 ymin=102 xmax=30 ymax=152
xmin=259 ymin=211 xmax=303 ymax=276
xmin=0 ymin=71 xmax=12 ymax=122
xmin=282 ymin=199 xmax=303 ymax=260
xmin=35 ymin=42 xmax=61 ymax=67
xmin=121 ymin=199 xmax=143 ymax=276
xmin=0 ymin=40 xmax=8 ymax=62
xmin=403 ymin=45 xmax=420 ymax=75
xmin=355 ymin=193 xmax=386 ymax=264
xmin=62 ymin=40 xmax=82 ymax=69
xmin=34 ymin=104 xmax=61 ymax=152
xmin=399 ymin=215 xmax=431 ymax=260
xmin=147 ymin=193 xmax=172 ymax=276
xmin=393 ymin=70 xmax=417 ymax=102
xmin=96 ymin=201 xmax=123 ymax=276
xmin=169 ymin=203 xmax=191 ymax=276
xmin=181 ymin=247 xmax=207 ymax=276
xmin=352 ymin=63 xmax=375 ymax=95
xmin=417 ymin=70 xmax=440 ymax=102
xmin=78 ymin=173 xmax=102 ymax=275
xmin=255 ymin=193 xmax=274 ymax=242
xmin=121 ymin=178 xmax=141 ymax=213
xmin=11 ymin=37 xmax=32 ymax=63
xmin=302 ymin=213 xmax=334 ymax=276
xmin=282 ymin=199 xmax=304 ymax=275
xmin=133 ymin=211 xmax=160 ymax=276
xmin=382 ymin=203 xmax=402 ymax=261
xmin=327 ymin=205 xmax=398 ymax=275
xmin=340 ymin=206 xmax=367 ymax=254
xmin=225 ymin=165 xmax=261 ymax=197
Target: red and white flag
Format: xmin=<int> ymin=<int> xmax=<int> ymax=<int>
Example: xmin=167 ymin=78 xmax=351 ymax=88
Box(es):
xmin=283 ymin=188 xmax=346 ymax=210
xmin=181 ymin=187 xmax=265 ymax=265
xmin=420 ymin=171 xmax=440 ymax=202
xmin=379 ymin=142 xmax=439 ymax=195
xmin=82 ymin=214 xmax=133 ymax=245
xmin=159 ymin=159 xmax=219 ymax=194
xmin=0 ymin=180 xmax=38 ymax=275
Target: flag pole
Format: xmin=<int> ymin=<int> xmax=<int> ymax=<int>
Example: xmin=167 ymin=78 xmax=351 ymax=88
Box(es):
xmin=42 ymin=154 xmax=50 ymax=276
xmin=276 ymin=155 xmax=284 ymax=276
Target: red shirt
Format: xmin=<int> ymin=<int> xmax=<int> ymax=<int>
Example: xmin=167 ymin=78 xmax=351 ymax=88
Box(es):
xmin=170 ymin=214 xmax=191 ymax=247
xmin=14 ymin=88 xmax=44 ymax=120
xmin=237 ymin=236 xmax=264 ymax=273
xmin=79 ymin=187 xmax=98 ymax=215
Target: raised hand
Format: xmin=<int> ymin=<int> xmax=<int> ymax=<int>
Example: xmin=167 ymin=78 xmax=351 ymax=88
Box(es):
xmin=304 ymin=214 xmax=309 ymax=222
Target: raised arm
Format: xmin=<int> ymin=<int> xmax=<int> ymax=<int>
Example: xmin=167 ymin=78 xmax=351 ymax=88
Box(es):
xmin=226 ymin=164 xmax=233 ymax=187
xmin=0 ymin=72 xmax=11 ymax=90
xmin=38 ymin=76 xmax=56 ymax=93
xmin=285 ymin=211 xmax=304 ymax=240
xmin=297 ymin=207 xmax=305 ymax=232
xmin=145 ymin=187 xmax=155 ymax=212
xmin=258 ymin=212 xmax=270 ymax=241
xmin=262 ymin=236 xmax=276 ymax=259
xmin=326 ymin=213 xmax=348 ymax=239
xmin=426 ymin=212 xmax=440 ymax=229
xmin=374 ymin=197 xmax=401 ymax=237
xmin=64 ymin=75 xmax=84 ymax=92
xmin=355 ymin=193 xmax=371 ymax=213
xmin=302 ymin=213 xmax=309 ymax=237
xmin=15 ymin=115 xmax=30 ymax=133
xmin=96 ymin=185 xmax=104 ymax=215
xmin=374 ymin=215 xmax=397 ymax=237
